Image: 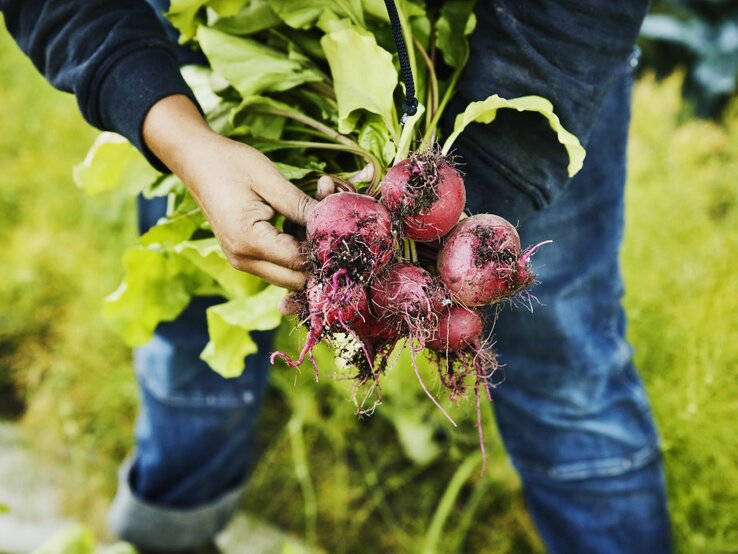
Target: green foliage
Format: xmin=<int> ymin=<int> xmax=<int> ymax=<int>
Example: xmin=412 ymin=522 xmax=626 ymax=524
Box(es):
xmin=72 ymin=133 xmax=160 ymax=196
xmin=201 ymin=286 xmax=285 ymax=377
xmin=640 ymin=0 xmax=738 ymax=117
xmin=196 ymin=27 xmax=323 ymax=97
xmin=625 ymin=73 xmax=738 ymax=552
xmin=435 ymin=0 xmax=476 ymax=68
xmin=441 ymin=94 xmax=586 ymax=176
xmin=321 ymin=27 xmax=399 ymax=136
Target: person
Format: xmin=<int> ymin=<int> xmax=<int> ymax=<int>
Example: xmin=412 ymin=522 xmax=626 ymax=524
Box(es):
xmin=0 ymin=1 xmax=673 ymax=552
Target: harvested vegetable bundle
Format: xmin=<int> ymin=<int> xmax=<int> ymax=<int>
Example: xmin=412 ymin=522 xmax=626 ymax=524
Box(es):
xmin=77 ymin=0 xmax=586 ymax=472
xmin=275 ymin=147 xmax=550 ymax=472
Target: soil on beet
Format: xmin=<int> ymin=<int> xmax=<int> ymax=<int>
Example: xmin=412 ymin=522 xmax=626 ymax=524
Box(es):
xmin=399 ymin=150 xmax=451 ymax=218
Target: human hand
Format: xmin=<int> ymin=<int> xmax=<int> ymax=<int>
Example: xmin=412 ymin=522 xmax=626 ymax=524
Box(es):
xmin=143 ymin=95 xmax=318 ymax=290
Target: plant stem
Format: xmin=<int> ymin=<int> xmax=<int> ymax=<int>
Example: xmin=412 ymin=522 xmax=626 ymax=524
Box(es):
xmin=308 ymin=80 xmax=337 ymax=100
xmin=421 ymin=453 xmax=482 ymax=554
xmin=409 ymin=238 xmax=418 ymax=263
xmin=260 ymin=139 xmax=383 ymax=191
xmin=422 ymin=63 xmax=465 ymax=147
xmin=414 ymin=37 xmax=438 ymax=140
xmin=253 ymin=107 xmax=358 ymax=149
xmin=288 ymin=417 xmax=318 ymax=545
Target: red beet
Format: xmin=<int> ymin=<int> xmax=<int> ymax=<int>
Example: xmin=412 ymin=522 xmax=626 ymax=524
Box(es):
xmin=370 ymin=263 xmax=448 ymax=341
xmin=306 ymin=191 xmax=394 ymax=280
xmin=380 ymin=151 xmax=465 ymax=242
xmin=427 ymin=306 xmax=484 ymax=352
xmin=270 ymin=272 xmax=367 ymax=380
xmin=437 ymin=214 xmax=544 ymax=306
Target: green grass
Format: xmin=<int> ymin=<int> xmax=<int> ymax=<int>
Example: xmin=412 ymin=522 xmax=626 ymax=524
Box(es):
xmin=1 ymin=21 xmax=737 ymax=553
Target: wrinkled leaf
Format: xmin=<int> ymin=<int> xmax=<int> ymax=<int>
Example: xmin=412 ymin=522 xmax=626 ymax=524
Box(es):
xmin=436 ymin=0 xmax=476 ymax=68
xmin=321 ymin=28 xmax=399 ymax=136
xmin=73 ymin=133 xmax=160 ymax=196
xmin=167 ymin=0 xmax=246 ymax=41
xmin=275 ymin=161 xmax=327 ymax=180
xmin=103 ymin=247 xmax=210 ymax=346
xmin=211 ymin=0 xmax=281 ymax=35
xmin=443 ymin=95 xmax=586 ymax=177
xmin=138 ymin=210 xmax=204 ymax=247
xmin=197 ymin=27 xmax=322 ymax=98
xmin=175 ymin=238 xmax=263 ymax=299
xmin=201 ymin=286 xmax=285 ymax=377
xmin=271 ymin=0 xmax=364 ymax=29
xmin=358 ymin=114 xmax=398 ymax=166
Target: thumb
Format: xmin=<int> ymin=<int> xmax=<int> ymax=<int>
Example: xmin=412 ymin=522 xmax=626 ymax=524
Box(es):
xmin=257 ymin=167 xmax=319 ymax=226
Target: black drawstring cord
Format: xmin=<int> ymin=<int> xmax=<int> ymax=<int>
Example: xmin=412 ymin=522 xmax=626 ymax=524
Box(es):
xmin=384 ymin=0 xmax=418 ymax=125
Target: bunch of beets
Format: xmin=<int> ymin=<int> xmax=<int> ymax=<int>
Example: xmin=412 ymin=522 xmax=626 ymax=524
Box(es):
xmin=271 ymin=149 xmax=548 ymax=469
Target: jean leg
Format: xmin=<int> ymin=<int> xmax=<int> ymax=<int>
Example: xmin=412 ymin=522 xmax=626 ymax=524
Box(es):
xmin=485 ymin=64 xmax=672 ymax=552
xmin=109 ymin=199 xmax=274 ymax=549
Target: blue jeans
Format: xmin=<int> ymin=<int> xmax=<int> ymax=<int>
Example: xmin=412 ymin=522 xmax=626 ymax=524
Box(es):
xmin=487 ymin=56 xmax=673 ymax=553
xmin=109 ymin=59 xmax=671 ymax=553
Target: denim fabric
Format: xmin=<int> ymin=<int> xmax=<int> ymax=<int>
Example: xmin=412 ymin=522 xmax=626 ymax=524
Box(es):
xmin=478 ymin=56 xmax=673 ymax=553
xmin=109 ymin=270 xmax=274 ymax=547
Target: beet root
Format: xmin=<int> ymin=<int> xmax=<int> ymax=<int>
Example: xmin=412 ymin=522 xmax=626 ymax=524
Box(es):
xmin=426 ymin=306 xmax=484 ymax=352
xmin=437 ymin=214 xmax=546 ymax=306
xmin=380 ymin=151 xmax=465 ymax=242
xmin=306 ymin=191 xmax=395 ymax=282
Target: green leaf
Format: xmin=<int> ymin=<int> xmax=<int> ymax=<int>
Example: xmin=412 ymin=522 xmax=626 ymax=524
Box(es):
xmin=442 ymin=95 xmax=586 ymax=177
xmin=197 ymin=27 xmax=322 ymax=98
xmin=271 ymin=0 xmax=364 ymax=29
xmin=181 ymin=65 xmax=223 ymax=113
xmin=142 ymin=174 xmax=186 ymax=199
xmin=138 ymin=210 xmax=204 ymax=247
xmin=358 ymin=114 xmax=398 ymax=166
xmin=274 ymin=161 xmax=327 ymax=180
xmin=167 ymin=0 xmax=246 ymax=41
xmin=103 ymin=247 xmax=208 ymax=346
xmin=211 ymin=0 xmax=282 ymax=36
xmin=201 ymin=286 xmax=285 ymax=377
xmin=175 ymin=238 xmax=264 ymax=299
xmin=73 ymin=133 xmax=160 ymax=196
xmin=321 ymin=28 xmax=399 ymax=136
xmin=166 ymin=0 xmax=208 ymax=41
xmin=436 ymin=0 xmax=476 ymax=68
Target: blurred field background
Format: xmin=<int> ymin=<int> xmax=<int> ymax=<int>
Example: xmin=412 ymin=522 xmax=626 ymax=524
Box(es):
xmin=1 ymin=14 xmax=737 ymax=554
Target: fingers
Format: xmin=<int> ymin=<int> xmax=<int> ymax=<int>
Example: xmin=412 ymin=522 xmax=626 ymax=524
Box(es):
xmin=231 ymin=257 xmax=307 ymax=291
xmin=225 ymin=219 xmax=307 ymax=272
xmin=253 ymin=166 xmax=319 ymax=227
xmin=349 ymin=163 xmax=374 ymax=184
xmin=316 ymin=175 xmax=336 ymax=200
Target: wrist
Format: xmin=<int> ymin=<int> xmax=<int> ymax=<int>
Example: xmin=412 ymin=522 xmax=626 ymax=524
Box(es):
xmin=142 ymin=94 xmax=215 ymax=181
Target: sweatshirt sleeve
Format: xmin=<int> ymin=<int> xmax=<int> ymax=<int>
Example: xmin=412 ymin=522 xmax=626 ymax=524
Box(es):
xmin=0 ymin=0 xmax=200 ymax=171
xmin=445 ymin=0 xmax=649 ymax=223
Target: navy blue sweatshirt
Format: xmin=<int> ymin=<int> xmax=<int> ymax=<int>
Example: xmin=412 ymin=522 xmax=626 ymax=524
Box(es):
xmin=0 ymin=1 xmax=648 ymax=222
